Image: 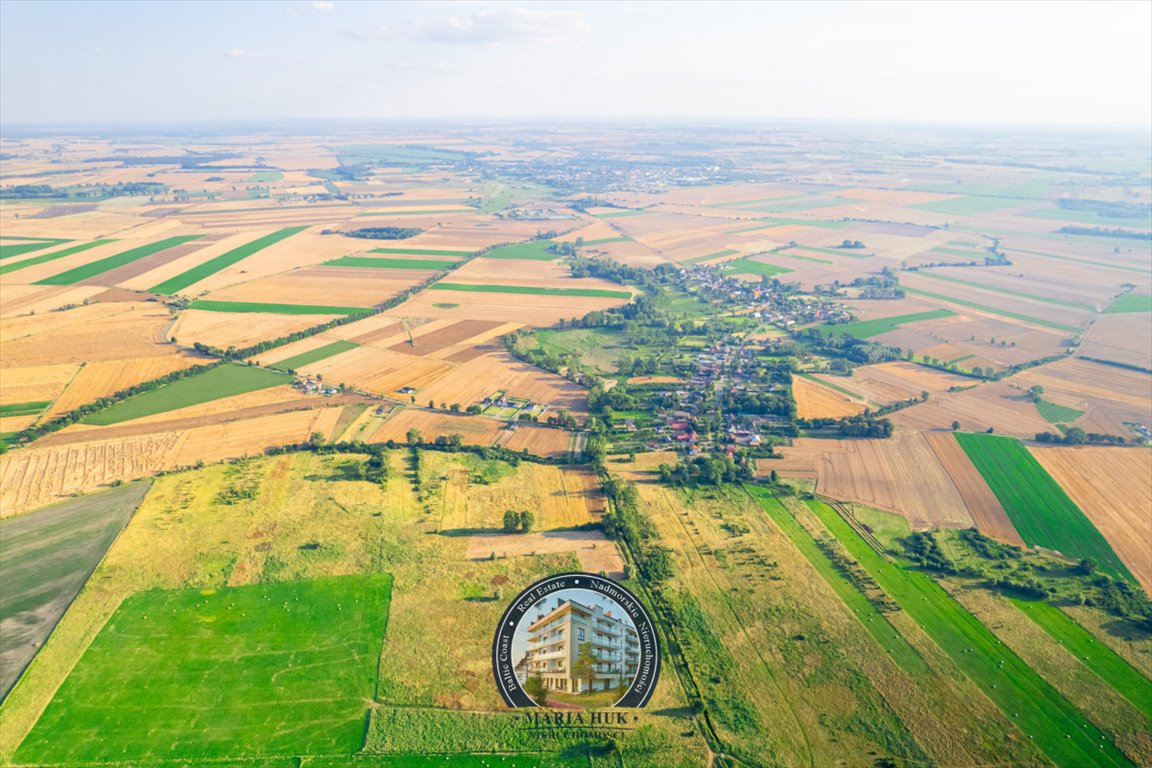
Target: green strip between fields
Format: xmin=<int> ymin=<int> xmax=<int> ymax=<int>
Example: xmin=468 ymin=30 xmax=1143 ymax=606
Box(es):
xmin=0 ymin=240 xmax=119 ymax=276
xmin=369 ymin=247 xmax=472 ymax=257
xmin=805 ymin=498 xmax=1134 ymax=768
xmin=150 ymin=226 xmax=309 ymax=295
xmin=0 ymin=239 xmax=72 ymax=260
xmin=820 ymin=309 xmax=955 ymax=339
xmin=683 ymin=249 xmax=740 ymax=265
xmin=326 ymin=256 xmax=455 ymax=271
xmin=269 ymin=340 xmax=359 ymax=371
xmin=0 ymin=401 xmax=51 ymax=417
xmin=1008 ymin=597 xmax=1152 ymax=721
xmin=188 ymin=300 xmax=370 ymax=315
xmin=901 ymin=287 xmax=1081 ymax=333
xmin=431 ymin=283 xmax=631 ymax=299
xmin=583 ymin=236 xmax=630 ymax=245
xmin=35 ymin=236 xmax=204 ymax=285
xmin=954 ymin=433 xmax=1134 ymax=581
xmin=793 ymin=244 xmax=870 ymax=259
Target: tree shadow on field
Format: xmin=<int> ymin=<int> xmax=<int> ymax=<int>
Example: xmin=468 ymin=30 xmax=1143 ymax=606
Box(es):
xmin=1100 ymin=617 xmax=1152 ymax=642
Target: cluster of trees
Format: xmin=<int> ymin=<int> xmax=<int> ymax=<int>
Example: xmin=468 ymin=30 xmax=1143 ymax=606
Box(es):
xmin=1035 ymin=428 xmax=1127 ymax=445
xmin=1058 ymin=198 xmax=1151 ymax=219
xmin=1056 ymin=226 xmax=1150 ymax=241
xmin=656 ymin=452 xmax=754 ymax=487
xmin=900 ymin=531 xmax=956 ymax=573
xmin=803 ymin=329 xmax=903 ymax=365
xmin=0 ymin=181 xmax=168 ymax=199
xmin=502 ymin=509 xmax=536 ymax=533
xmin=548 ymin=239 xmax=581 ymax=256
xmin=601 ymin=476 xmax=673 ymax=585
xmin=335 ymin=227 xmax=423 ymax=240
xmin=839 ymin=240 xmax=866 ymax=249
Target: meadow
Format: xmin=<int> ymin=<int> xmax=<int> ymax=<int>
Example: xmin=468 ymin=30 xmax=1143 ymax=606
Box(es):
xmin=718 ymin=257 xmax=792 ymax=277
xmin=955 ymin=432 xmax=1133 ymax=580
xmin=327 ymin=256 xmax=456 ymax=270
xmin=481 ymin=241 xmax=561 ymax=260
xmin=14 ymin=574 xmax=392 ymax=762
xmin=369 ymin=247 xmax=472 ymax=257
xmin=82 ymin=363 xmax=292 ymax=425
xmin=821 ymin=308 xmax=955 ymax=339
xmin=0 ymin=238 xmax=71 ymax=260
xmin=1105 ymin=292 xmax=1152 ymax=313
xmin=270 ymin=339 xmax=359 ymax=371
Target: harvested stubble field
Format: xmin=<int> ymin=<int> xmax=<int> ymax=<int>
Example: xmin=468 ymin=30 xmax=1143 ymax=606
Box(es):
xmin=1077 ymin=312 xmax=1152 ymax=371
xmin=1011 ymin=358 xmax=1151 ymax=437
xmin=765 ymin=432 xmax=1018 ymax=538
xmin=371 ymin=407 xmax=505 ymax=447
xmin=0 ymin=284 xmax=106 ymax=318
xmin=0 ymin=407 xmax=342 ymax=516
xmin=465 ymin=529 xmax=623 ymax=576
xmin=830 ymin=361 xmax=974 ymax=404
xmin=497 ymin=423 xmax=574 ymax=457
xmin=0 ymin=301 xmax=180 ymax=366
xmin=889 ymin=379 xmax=1054 ymax=437
xmin=167 ymin=308 xmax=340 ymax=349
xmin=42 ymin=354 xmax=205 ymax=418
xmin=1030 ymin=445 xmax=1152 ymax=592
xmin=0 ymin=363 xmax=81 ymax=405
xmin=792 ymin=374 xmax=868 ymax=418
xmin=200 ymin=266 xmax=428 ymax=308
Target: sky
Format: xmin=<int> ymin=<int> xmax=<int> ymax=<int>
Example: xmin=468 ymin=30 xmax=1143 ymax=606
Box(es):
xmin=1 ymin=0 xmax=1150 ymax=127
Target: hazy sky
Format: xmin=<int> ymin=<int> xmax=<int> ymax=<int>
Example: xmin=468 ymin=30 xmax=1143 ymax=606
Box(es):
xmin=2 ymin=0 xmax=1149 ymax=127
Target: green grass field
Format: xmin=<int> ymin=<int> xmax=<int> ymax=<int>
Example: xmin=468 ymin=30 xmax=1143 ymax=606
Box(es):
xmin=592 ymin=208 xmax=651 ymax=218
xmin=1034 ymin=398 xmax=1085 ymax=424
xmin=368 ymin=247 xmax=471 ymax=257
xmin=747 ymin=487 xmax=928 ymax=675
xmin=35 ymin=235 xmax=203 ymax=285
xmin=900 ymin=286 xmax=1081 ymax=332
xmin=14 ymin=574 xmax=392 ymax=762
xmin=1104 ymin=292 xmax=1152 ymax=313
xmin=0 ymin=238 xmax=71 ymax=260
xmin=0 ymin=240 xmax=116 ymax=276
xmin=955 ymin=433 xmax=1133 ymax=580
xmin=481 ymin=241 xmax=560 ymax=260
xmin=0 ymin=481 xmax=150 ymax=699
xmin=1008 ymin=598 xmax=1152 ymax=721
xmin=325 ymin=256 xmax=456 ymax=270
xmin=782 ymin=250 xmax=834 ymax=264
xmin=792 ymin=244 xmax=870 ymax=259
xmin=804 ymin=499 xmax=1133 ymax=768
xmin=247 ymin=170 xmax=284 ymax=182
xmin=911 ymin=197 xmax=1027 ymax=216
xmin=431 ymin=283 xmax=631 ymax=299
xmin=82 ymin=364 xmax=291 ymax=425
xmin=682 ymin=249 xmax=740 ymax=265
xmin=150 ymin=226 xmax=308 ymax=294
xmin=270 ymin=340 xmax=359 ymax=371
xmin=0 ymin=401 xmax=50 ymax=417
xmin=821 ymin=308 xmax=955 ymax=339
xmin=915 ymin=271 xmax=1096 ymax=311
xmin=189 ymin=300 xmax=371 ymax=315
xmin=926 ymin=247 xmax=992 ymax=260
xmin=718 ymin=257 xmax=793 ymax=277
xmin=583 ymin=235 xmax=629 ymax=245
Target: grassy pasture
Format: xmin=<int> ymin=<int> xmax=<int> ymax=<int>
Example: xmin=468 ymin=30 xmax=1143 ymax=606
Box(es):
xmin=0 ymin=239 xmax=71 ymax=260
xmin=326 ymin=256 xmax=455 ymax=270
xmin=782 ymin=250 xmax=834 ymax=264
xmin=916 ymin=270 xmax=1096 ymax=311
xmin=592 ymin=209 xmax=650 ymax=218
xmin=718 ymin=257 xmax=792 ymax=277
xmin=900 ymin=286 xmax=1081 ymax=332
xmin=805 ymin=499 xmax=1134 ymax=768
xmin=0 ymin=240 xmax=117 ymax=276
xmin=792 ymin=244 xmax=870 ymax=259
xmin=482 ymin=241 xmax=561 ymax=260
xmin=955 ymin=433 xmax=1133 ymax=580
xmin=0 ymin=481 xmax=150 ymax=700
xmin=1034 ymin=398 xmax=1085 ymax=424
xmin=188 ymin=299 xmax=370 ymax=314
xmin=82 ymin=363 xmax=291 ymax=425
xmin=820 ymin=308 xmax=955 ymax=339
xmin=35 ymin=235 xmax=203 ymax=285
xmin=14 ymin=574 xmax=392 ymax=762
xmin=270 ymin=340 xmax=359 ymax=371
xmin=150 ymin=226 xmax=309 ymax=295
xmin=247 ymin=170 xmax=284 ymax=182
xmin=911 ymin=197 xmax=1027 ymax=215
xmin=432 ymin=283 xmax=631 ymax=299
xmin=583 ymin=235 xmax=630 ymax=245
xmin=1008 ymin=598 xmax=1152 ymax=721
xmin=1105 ymin=293 xmax=1152 ymax=313
xmin=0 ymin=402 xmax=50 ymax=417
xmin=369 ymin=247 xmax=472 ymax=257
xmin=682 ymin=249 xmax=739 ymax=265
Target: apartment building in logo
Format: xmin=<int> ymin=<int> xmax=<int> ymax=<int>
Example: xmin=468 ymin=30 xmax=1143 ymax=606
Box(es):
xmin=522 ymin=597 xmax=640 ymax=694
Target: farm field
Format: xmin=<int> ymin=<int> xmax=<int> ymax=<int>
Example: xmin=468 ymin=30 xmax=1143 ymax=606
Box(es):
xmin=149 ymin=225 xmax=309 ymax=294
xmin=0 ymin=480 xmax=150 ymax=699
xmin=1030 ymin=445 xmax=1152 ymax=592
xmin=431 ymin=282 xmax=631 ymax=299
xmin=791 ymin=373 xmax=867 ymax=417
xmin=889 ymin=379 xmax=1055 ymax=436
xmin=34 ymin=235 xmax=204 ymax=286
xmin=1077 ymin=312 xmax=1152 ymax=370
xmin=956 ymin=432 xmax=1134 ymax=581
xmin=15 ymin=574 xmax=392 ymax=762
xmin=823 ymin=309 xmax=955 ymax=339
xmin=82 ymin=363 xmax=292 ymax=425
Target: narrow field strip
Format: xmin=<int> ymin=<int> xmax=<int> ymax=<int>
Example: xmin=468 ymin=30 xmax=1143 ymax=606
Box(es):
xmin=901 ymin=286 xmax=1081 ymax=332
xmin=188 ymin=300 xmax=371 ymax=315
xmin=150 ymin=226 xmax=309 ymax=295
xmin=1008 ymin=597 xmax=1152 ymax=720
xmin=805 ymin=499 xmax=1134 ymax=768
xmin=270 ymin=340 xmax=359 ymax=371
xmin=822 ymin=309 xmax=955 ymax=339
xmin=0 ymin=240 xmax=118 ymax=276
xmin=955 ymin=433 xmax=1134 ymax=581
xmin=0 ymin=239 xmax=73 ymax=261
xmin=326 ymin=256 xmax=455 ymax=270
xmin=368 ymin=247 xmax=472 ymax=257
xmin=35 ymin=236 xmax=204 ymax=285
xmin=0 ymin=401 xmax=51 ymax=417
xmin=916 ymin=271 xmax=1096 ymax=311
xmin=431 ymin=283 xmax=631 ymax=299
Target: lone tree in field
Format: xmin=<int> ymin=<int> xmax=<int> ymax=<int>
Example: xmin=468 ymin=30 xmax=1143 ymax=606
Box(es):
xmin=1029 ymin=385 xmax=1045 ymax=402
xmin=951 ymin=421 xmax=961 ymax=431
xmin=571 ymin=642 xmax=597 ymax=694
xmin=406 ymin=428 xmax=422 ymax=445
xmin=503 ymin=509 xmax=521 ymax=532
xmin=520 ymin=510 xmax=535 ymax=533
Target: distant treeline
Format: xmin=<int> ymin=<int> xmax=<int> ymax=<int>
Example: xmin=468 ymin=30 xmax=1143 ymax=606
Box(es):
xmin=333 ymin=227 xmax=424 ymax=240
xmin=0 ymin=182 xmax=167 ymax=199
xmin=1058 ymin=198 xmax=1151 ymax=219
xmin=1057 ymin=226 xmax=1151 ymax=241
